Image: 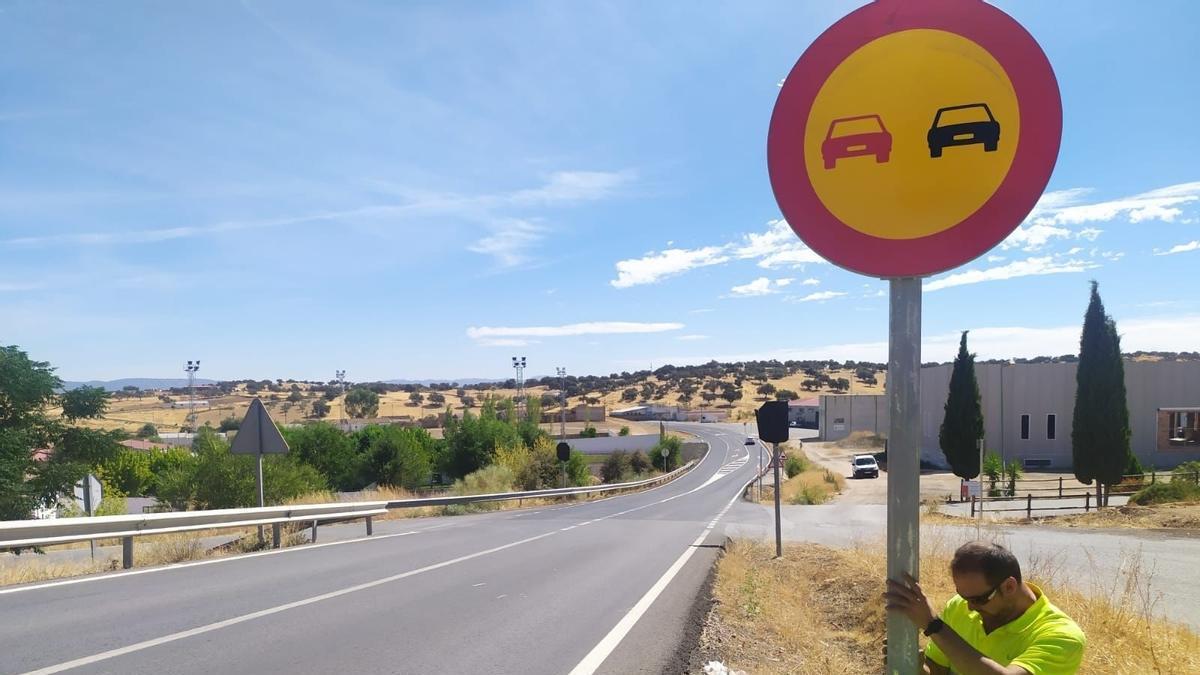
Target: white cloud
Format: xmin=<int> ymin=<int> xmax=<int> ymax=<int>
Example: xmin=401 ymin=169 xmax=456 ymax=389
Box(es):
xmin=475 ymin=338 xmax=538 ymax=347
xmin=1000 ymin=223 xmax=1072 ymax=251
xmin=611 ymin=219 xmax=825 ymax=288
xmin=610 ymin=246 xmax=730 ymax=288
xmin=986 ymin=255 xmax=1005 ymax=263
xmin=676 ymin=334 xmax=710 ymax=341
xmin=639 ymin=314 xmax=1200 ymax=367
xmin=689 ymin=308 xmax=714 ymax=314
xmin=729 ymin=277 xmax=776 ymax=297
xmin=509 ymin=170 xmax=634 ymax=205
xmin=467 ymin=321 xmax=684 ymax=340
xmin=1156 ymin=240 xmax=1200 ymax=256
xmin=791 ymin=290 xmax=847 ymax=303
xmin=775 ymin=278 xmax=795 ymax=287
xmin=467 ymin=218 xmax=544 ymax=268
xmin=923 ymin=256 xmax=1099 ymax=292
xmin=800 ymin=278 xmax=820 ymax=286
xmin=1076 ymin=227 xmax=1102 ymax=241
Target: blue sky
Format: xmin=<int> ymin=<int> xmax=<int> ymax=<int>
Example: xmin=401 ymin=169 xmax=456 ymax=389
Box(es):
xmin=2 ymin=1 xmax=1198 ymax=382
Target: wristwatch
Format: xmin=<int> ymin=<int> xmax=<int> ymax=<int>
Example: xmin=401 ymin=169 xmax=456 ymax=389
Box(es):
xmin=924 ymin=617 xmax=945 ymax=637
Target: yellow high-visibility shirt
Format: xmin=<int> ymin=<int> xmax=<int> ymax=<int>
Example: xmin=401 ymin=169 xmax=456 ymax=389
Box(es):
xmin=924 ymin=583 xmax=1085 ymax=675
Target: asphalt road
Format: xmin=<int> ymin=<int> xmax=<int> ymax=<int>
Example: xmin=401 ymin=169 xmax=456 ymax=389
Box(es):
xmin=0 ymin=424 xmax=768 ymax=675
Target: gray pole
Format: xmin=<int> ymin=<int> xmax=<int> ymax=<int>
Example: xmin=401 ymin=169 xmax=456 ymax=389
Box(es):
xmin=887 ymin=278 xmax=921 ymax=675
xmin=256 ymin=408 xmax=266 ymax=544
xmin=772 ymin=441 xmax=782 ymax=558
xmin=83 ymin=474 xmax=96 ymax=561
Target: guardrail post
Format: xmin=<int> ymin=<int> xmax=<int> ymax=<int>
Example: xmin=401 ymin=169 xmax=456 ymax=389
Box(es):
xmin=970 ymin=495 xmax=975 ymax=518
xmin=1058 ymin=476 xmax=1062 ymax=498
xmin=366 ymin=515 xmax=374 ymax=537
xmin=122 ymin=536 xmax=134 ymax=569
xmin=1084 ymin=492 xmax=1090 ymax=512
xmin=311 ymin=520 xmax=318 ymax=543
xmin=1026 ymin=493 xmax=1032 ymax=519
xmin=272 ymin=523 xmax=282 ymax=549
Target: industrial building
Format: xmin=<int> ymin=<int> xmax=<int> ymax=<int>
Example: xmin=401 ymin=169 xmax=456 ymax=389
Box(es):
xmin=817 ymin=360 xmax=1200 ymax=470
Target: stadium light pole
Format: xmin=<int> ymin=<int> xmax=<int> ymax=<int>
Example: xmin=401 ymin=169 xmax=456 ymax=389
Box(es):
xmin=556 ymin=367 xmax=567 ymax=440
xmin=184 ymin=360 xmax=200 ymax=430
xmin=512 ymin=356 xmax=526 ymax=420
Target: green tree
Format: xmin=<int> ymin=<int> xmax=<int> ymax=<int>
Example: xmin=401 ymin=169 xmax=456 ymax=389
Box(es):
xmin=775 ymin=389 xmax=800 ymax=401
xmin=284 ymin=422 xmax=362 ymax=491
xmin=136 ymin=423 xmax=159 ymax=440
xmin=428 ymin=392 xmax=446 ymax=406
xmin=629 ymin=450 xmax=651 ymax=475
xmin=565 ymin=449 xmax=591 ymax=486
xmin=97 ymin=449 xmax=154 ymax=496
xmin=756 ymin=383 xmax=777 ymax=399
xmin=362 ymin=425 xmax=435 ymax=489
xmin=1071 ymin=281 xmax=1132 ymax=505
xmin=440 ymin=399 xmax=520 ymax=479
xmin=287 ymin=390 xmax=304 ymax=403
xmin=938 ymin=331 xmax=985 ymax=480
xmin=0 ymin=347 xmax=122 ymax=521
xmin=650 ymin=435 xmax=682 ymax=471
xmin=345 ymin=388 xmax=380 ymax=418
xmin=408 ymin=391 xmax=425 ymax=407
xmin=218 ymin=416 xmax=241 ymax=432
xmin=311 ymin=399 xmax=330 ymax=418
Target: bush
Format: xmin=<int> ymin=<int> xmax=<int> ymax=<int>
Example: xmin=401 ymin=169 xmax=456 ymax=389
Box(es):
xmin=789 ymin=484 xmax=826 ymax=505
xmin=1126 ymin=452 xmax=1146 ymax=477
xmin=784 ymin=455 xmax=808 ymax=479
xmin=449 ymin=465 xmax=516 ymax=511
xmin=1172 ymin=461 xmax=1200 ymax=485
xmin=629 ymin=450 xmax=651 ymax=475
xmin=566 ymin=450 xmax=592 ymax=486
xmin=1128 ymin=480 xmax=1200 ymax=505
xmin=601 ymin=451 xmax=631 ymax=483
xmin=580 ymin=424 xmax=598 ymax=438
xmin=618 ymin=426 xmax=630 ymax=437
xmin=651 ymin=436 xmax=682 ymax=471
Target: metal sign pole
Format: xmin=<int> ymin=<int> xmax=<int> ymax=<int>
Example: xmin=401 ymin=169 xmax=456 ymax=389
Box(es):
xmin=887 ymin=277 xmax=921 ymax=675
xmin=256 ymin=413 xmax=266 ymax=544
xmin=772 ymin=441 xmax=782 ymax=558
xmin=83 ymin=474 xmax=96 ymax=561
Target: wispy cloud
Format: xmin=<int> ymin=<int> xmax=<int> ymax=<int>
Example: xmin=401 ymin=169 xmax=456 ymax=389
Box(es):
xmin=800 ymin=278 xmax=820 ymax=286
xmin=789 ymin=290 xmax=846 ymax=303
xmin=611 ymin=219 xmax=825 ymax=288
xmin=467 ymin=321 xmax=684 ymax=340
xmin=1001 ymin=182 xmax=1200 ymax=252
xmin=726 ymin=276 xmax=794 ymax=297
xmin=924 ymin=256 xmax=1099 ymax=292
xmin=467 ymin=218 xmax=545 ymax=268
xmin=1155 ymin=240 xmax=1200 ymax=256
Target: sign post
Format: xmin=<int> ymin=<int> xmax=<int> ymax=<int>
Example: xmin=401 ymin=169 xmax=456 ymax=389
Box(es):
xmin=556 ymin=442 xmax=571 ymax=489
xmin=756 ymin=401 xmax=789 ymax=559
xmin=768 ymin=1 xmax=1061 ymax=670
xmin=230 ymin=399 xmax=291 ymax=544
xmin=74 ymin=473 xmax=102 ymax=560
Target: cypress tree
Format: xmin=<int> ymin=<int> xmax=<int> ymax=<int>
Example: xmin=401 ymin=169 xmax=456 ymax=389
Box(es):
xmin=1071 ymin=281 xmax=1132 ymax=504
xmin=938 ymin=331 xmax=984 ymax=479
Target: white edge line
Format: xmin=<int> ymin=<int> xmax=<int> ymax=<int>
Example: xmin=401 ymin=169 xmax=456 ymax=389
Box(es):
xmin=567 ymin=437 xmax=747 ymax=675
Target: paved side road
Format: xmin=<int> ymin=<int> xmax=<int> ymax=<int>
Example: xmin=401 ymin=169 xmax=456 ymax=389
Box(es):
xmin=0 ymin=424 xmax=768 ymax=675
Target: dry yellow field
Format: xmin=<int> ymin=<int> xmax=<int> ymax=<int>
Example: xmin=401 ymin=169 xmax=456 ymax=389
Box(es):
xmin=69 ymin=368 xmax=884 ymax=433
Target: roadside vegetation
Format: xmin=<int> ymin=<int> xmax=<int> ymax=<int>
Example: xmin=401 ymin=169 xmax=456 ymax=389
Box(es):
xmin=700 ymin=539 xmax=1200 ymax=675
xmin=758 ymin=445 xmax=844 ymax=506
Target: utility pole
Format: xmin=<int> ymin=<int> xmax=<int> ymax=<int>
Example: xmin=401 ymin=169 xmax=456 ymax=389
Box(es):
xmin=557 ymin=367 xmax=567 ymax=440
xmin=335 ymin=370 xmax=346 ymax=422
xmin=184 ymin=360 xmax=200 ymax=430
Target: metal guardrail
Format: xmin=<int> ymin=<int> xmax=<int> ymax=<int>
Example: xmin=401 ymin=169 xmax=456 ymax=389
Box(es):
xmin=0 ymin=456 xmax=702 ymax=572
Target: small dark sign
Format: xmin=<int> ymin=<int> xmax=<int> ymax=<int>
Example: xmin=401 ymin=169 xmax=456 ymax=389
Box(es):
xmin=755 ymin=400 xmax=790 ymax=444
xmin=556 ymin=441 xmax=571 ymax=462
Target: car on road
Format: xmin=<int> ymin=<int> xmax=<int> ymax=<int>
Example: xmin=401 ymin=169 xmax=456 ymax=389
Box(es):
xmin=851 ymin=454 xmax=879 ymax=479
xmin=821 ymin=114 xmax=892 ymax=169
xmin=927 ymin=102 xmax=1000 ymax=157
xmin=744 ymin=437 xmax=756 ymax=446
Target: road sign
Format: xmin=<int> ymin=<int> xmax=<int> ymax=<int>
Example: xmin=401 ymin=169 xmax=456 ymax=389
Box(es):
xmin=73 ymin=473 xmax=102 ymax=513
xmin=755 ymin=401 xmax=790 ymax=444
xmin=230 ymin=399 xmax=290 ymax=455
xmin=556 ymin=441 xmax=571 ymax=463
xmin=767 ymin=0 xmax=1061 ymax=278
xmin=660 ymin=446 xmax=670 ymax=458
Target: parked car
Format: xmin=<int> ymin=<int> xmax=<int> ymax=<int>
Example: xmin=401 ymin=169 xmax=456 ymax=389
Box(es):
xmin=851 ymin=454 xmax=879 ymax=479
xmin=927 ymin=102 xmax=1000 ymax=157
xmin=821 ymin=114 xmax=892 ymax=169
xmin=744 ymin=437 xmax=757 ymax=446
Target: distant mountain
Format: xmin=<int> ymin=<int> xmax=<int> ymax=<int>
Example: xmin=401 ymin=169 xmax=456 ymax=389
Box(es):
xmin=62 ymin=378 xmax=217 ymax=392
xmin=383 ymin=378 xmax=504 ymax=386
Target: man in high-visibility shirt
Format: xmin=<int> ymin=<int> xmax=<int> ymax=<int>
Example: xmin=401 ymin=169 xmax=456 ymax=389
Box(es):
xmin=884 ymin=541 xmax=1085 ymax=675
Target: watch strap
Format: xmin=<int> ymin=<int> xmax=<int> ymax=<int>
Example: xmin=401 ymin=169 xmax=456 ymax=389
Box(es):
xmin=923 ymin=617 xmax=945 ymax=637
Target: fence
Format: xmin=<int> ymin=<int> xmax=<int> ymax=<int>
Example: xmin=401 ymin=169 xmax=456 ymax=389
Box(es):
xmin=968 ymin=469 xmax=1198 ymax=518
xmin=0 ymin=455 xmax=704 ymax=571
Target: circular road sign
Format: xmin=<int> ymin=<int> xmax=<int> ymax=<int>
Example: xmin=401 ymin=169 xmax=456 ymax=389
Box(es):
xmin=767 ymin=0 xmax=1061 ymax=278
xmin=661 ymin=446 xmax=670 ymax=459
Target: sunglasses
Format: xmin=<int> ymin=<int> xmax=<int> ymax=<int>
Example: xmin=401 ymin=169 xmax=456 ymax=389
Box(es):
xmin=961 ymin=579 xmax=1008 ymax=604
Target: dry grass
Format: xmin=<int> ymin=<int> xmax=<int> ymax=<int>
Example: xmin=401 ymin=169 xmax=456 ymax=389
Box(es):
xmin=833 ymin=430 xmax=887 ymax=450
xmin=919 ymin=500 xmax=1200 ymax=530
xmin=705 ymin=539 xmax=1200 ymax=675
xmin=759 ymin=446 xmax=845 ymax=506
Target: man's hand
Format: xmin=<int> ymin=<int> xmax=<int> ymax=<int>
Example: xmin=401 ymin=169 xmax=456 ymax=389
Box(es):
xmin=883 ymin=572 xmax=937 ymax=630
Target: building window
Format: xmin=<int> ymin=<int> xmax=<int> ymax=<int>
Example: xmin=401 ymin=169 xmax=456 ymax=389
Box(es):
xmin=1020 ymin=414 xmax=1030 ymax=440
xmin=1046 ymin=414 xmax=1056 ymax=440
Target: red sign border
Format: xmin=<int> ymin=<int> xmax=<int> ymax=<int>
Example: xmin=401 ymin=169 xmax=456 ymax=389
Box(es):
xmin=767 ymin=0 xmax=1062 ymax=279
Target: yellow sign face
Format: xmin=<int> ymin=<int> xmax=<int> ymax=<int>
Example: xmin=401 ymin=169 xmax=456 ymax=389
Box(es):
xmin=803 ymin=29 xmax=1020 ymax=240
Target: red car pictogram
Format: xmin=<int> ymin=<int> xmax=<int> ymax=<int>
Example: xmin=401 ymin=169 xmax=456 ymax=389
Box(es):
xmin=821 ymin=114 xmax=892 ymax=169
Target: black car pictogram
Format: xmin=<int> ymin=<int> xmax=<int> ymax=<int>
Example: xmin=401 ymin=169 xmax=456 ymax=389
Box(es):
xmin=927 ymin=103 xmax=1000 ymax=158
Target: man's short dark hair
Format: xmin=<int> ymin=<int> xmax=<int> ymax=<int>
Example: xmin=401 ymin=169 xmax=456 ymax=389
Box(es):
xmin=950 ymin=541 xmax=1022 ymax=585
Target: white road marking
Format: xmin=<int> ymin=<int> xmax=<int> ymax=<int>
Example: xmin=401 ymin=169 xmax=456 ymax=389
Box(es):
xmin=567 ymin=477 xmax=747 ymax=675
xmin=472 ymin=582 xmax=486 ymax=587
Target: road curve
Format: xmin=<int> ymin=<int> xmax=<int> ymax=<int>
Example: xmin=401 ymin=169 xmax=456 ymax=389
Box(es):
xmin=0 ymin=424 xmax=768 ymax=675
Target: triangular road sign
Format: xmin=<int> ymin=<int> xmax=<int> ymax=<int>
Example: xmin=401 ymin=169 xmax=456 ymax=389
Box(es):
xmin=229 ymin=398 xmax=290 ymax=455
